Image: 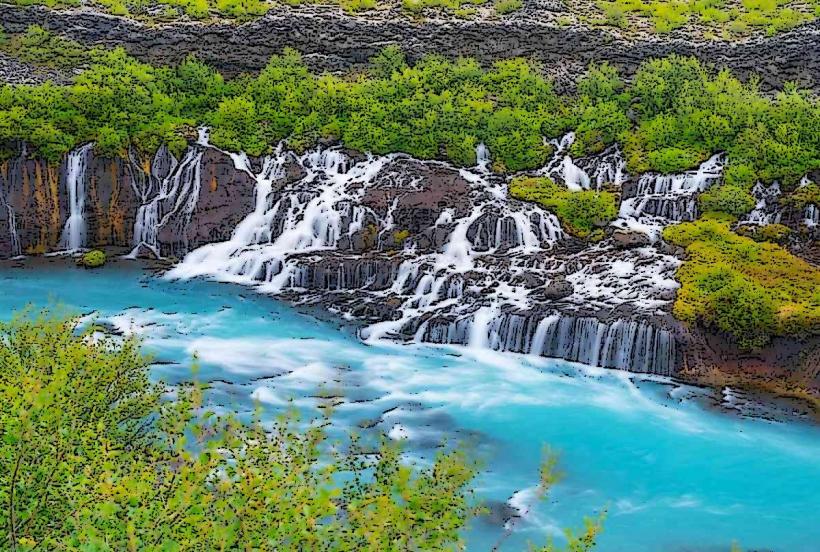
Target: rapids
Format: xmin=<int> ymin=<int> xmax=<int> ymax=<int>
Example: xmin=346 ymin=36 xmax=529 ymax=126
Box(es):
xmin=1 ymin=262 xmax=819 ymax=552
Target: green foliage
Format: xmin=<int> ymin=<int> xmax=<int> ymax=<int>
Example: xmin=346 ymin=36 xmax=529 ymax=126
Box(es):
xmin=0 ymin=311 xmax=604 ymax=550
xmin=591 ymin=0 xmax=817 ymax=36
xmin=510 ymin=177 xmax=618 ymax=240
xmin=1 ymin=42 xmax=817 ymax=190
xmin=663 ymin=217 xmax=820 ymax=348
xmin=735 ymin=222 xmax=792 ymax=243
xmin=629 ymin=56 xmax=820 ymax=185
xmin=79 ymin=249 xmax=106 ymax=267
xmin=782 ymin=182 xmax=820 ymax=210
xmin=494 ymin=0 xmax=522 ymax=14
xmin=8 ymin=0 xmax=273 ymax=20
xmin=401 ymin=0 xmax=486 ymax=14
xmin=698 ymin=183 xmax=756 ymax=216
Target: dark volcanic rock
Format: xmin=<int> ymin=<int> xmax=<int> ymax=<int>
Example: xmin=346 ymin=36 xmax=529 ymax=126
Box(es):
xmin=157 ymin=148 xmax=256 ymax=257
xmin=2 ymin=5 xmax=818 ymax=92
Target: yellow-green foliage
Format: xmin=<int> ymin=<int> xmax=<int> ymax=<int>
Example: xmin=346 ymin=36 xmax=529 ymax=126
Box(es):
xmin=0 ymin=25 xmax=95 ymax=69
xmin=698 ymin=183 xmax=756 ymax=216
xmin=593 ymin=0 xmax=818 ymax=36
xmin=494 ymin=0 xmax=523 ymax=14
xmin=735 ymin=222 xmax=792 ymax=243
xmin=0 ymin=311 xmax=604 ymax=550
xmin=8 ymin=0 xmax=272 ymax=20
xmin=402 ymin=0 xmax=486 ymax=13
xmin=664 ymin=217 xmax=820 ymax=348
xmin=79 ymin=249 xmax=106 ymax=267
xmin=783 ymin=182 xmax=820 ymax=210
xmin=510 ymin=177 xmax=618 ymax=240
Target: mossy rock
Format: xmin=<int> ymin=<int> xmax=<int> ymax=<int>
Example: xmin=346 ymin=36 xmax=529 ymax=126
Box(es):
xmin=79 ymin=249 xmax=106 ymax=269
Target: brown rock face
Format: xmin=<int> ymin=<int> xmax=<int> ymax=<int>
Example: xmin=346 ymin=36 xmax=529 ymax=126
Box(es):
xmin=156 ymin=148 xmax=256 ymax=258
xmin=361 ymin=158 xmax=472 ymax=238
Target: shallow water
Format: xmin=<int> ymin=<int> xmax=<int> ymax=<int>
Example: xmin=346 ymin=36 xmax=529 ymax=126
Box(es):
xmin=2 ymin=262 xmax=819 ymax=552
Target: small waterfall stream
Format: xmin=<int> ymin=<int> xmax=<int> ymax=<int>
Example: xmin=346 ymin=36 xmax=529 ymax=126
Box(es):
xmin=128 ymin=146 xmax=204 ymax=258
xmin=58 ymin=143 xmax=93 ymax=251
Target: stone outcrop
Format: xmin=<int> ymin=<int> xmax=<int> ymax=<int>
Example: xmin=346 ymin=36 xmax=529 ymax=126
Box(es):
xmin=1 ymin=4 xmax=819 ymax=92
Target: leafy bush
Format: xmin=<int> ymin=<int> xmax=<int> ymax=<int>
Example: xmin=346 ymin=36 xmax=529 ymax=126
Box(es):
xmin=735 ymin=222 xmax=792 ymax=243
xmin=79 ymin=249 xmax=106 ymax=268
xmin=1 ymin=41 xmax=817 ymax=190
xmin=698 ymin=183 xmax=756 ymax=216
xmin=0 ymin=311 xmax=604 ymax=550
xmin=664 ymin=217 xmax=820 ymax=347
xmin=510 ymin=177 xmax=618 ymax=240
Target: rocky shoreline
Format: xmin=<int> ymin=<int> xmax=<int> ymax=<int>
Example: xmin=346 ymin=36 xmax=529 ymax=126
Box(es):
xmin=1 ymin=3 xmax=819 ymax=92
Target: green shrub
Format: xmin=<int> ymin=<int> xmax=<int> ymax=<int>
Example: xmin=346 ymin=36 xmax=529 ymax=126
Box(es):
xmin=663 ymin=217 xmax=820 ymax=348
xmin=698 ymin=183 xmax=756 ymax=216
xmin=0 ymin=311 xmax=604 ymax=549
xmin=736 ymin=223 xmax=792 ymax=243
xmin=79 ymin=249 xmax=106 ymax=268
xmin=510 ymin=177 xmax=618 ymax=240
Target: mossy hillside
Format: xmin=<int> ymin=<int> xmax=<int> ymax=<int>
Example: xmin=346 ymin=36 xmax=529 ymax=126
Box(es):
xmin=663 ymin=216 xmax=820 ymax=349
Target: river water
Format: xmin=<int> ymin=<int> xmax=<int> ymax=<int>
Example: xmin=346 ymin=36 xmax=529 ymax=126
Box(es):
xmin=1 ymin=261 xmax=818 ymax=552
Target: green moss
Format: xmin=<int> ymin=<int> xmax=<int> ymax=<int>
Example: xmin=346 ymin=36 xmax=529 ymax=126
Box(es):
xmin=591 ymin=0 xmax=818 ymax=36
xmin=494 ymin=0 xmax=522 ymax=14
xmin=79 ymin=249 xmax=106 ymax=268
xmin=663 ymin=217 xmax=820 ymax=348
xmin=698 ymin=183 xmax=756 ymax=217
xmin=510 ymin=177 xmax=618 ymax=240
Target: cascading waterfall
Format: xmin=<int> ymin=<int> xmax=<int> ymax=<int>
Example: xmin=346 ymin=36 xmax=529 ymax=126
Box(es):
xmin=169 ymin=146 xmax=392 ymax=291
xmin=128 ymin=146 xmax=204 ymax=258
xmin=58 ymin=143 xmax=93 ymax=251
xmin=538 ymin=133 xmax=626 ymax=192
xmin=744 ymin=182 xmax=783 ymax=225
xmin=619 ymin=154 xmax=724 ymax=222
xmin=169 ymin=140 xmax=681 ymax=375
xmin=613 ymin=154 xmax=724 ymax=241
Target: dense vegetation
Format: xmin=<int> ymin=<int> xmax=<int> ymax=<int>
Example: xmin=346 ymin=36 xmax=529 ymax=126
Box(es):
xmin=591 ymin=0 xmax=820 ymax=36
xmin=1 ymin=31 xmax=818 ymax=186
xmin=0 ymin=311 xmax=604 ymax=551
xmin=509 ymin=177 xmax=619 ymax=240
xmin=663 ymin=215 xmax=820 ymax=348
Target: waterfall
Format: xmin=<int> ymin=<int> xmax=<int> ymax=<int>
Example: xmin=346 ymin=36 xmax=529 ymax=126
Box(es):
xmin=58 ymin=143 xmax=93 ymax=251
xmin=614 ymin=154 xmax=725 ymax=241
xmin=169 ymin=146 xmax=393 ymax=291
xmin=539 ymin=133 xmax=626 ymax=191
xmin=744 ymin=182 xmax=782 ymax=225
xmin=128 ymin=146 xmax=204 ymax=258
xmin=169 ymin=141 xmax=681 ymax=375
xmin=805 ymin=204 xmax=819 ymax=228
xmin=1 ymin=200 xmax=21 ymax=257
